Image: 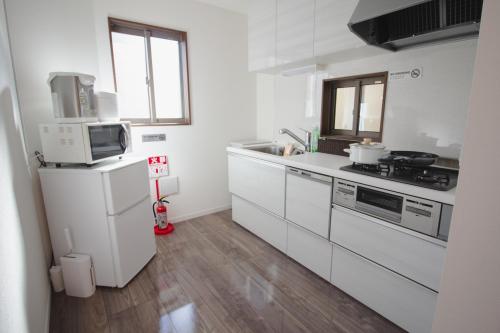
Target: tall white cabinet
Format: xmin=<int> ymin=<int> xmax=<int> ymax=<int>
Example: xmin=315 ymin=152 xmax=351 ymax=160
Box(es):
xmin=314 ymin=0 xmax=364 ymax=56
xmin=248 ymin=0 xmax=277 ymax=71
xmin=276 ymin=0 xmax=315 ymax=65
xmin=39 ymin=158 xmax=157 ymax=288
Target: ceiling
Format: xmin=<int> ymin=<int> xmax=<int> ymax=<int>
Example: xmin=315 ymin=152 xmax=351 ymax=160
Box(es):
xmin=195 ymin=0 xmax=249 ymax=14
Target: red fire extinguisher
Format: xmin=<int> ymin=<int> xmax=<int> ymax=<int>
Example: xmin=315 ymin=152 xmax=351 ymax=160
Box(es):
xmin=153 ymin=179 xmax=174 ymax=235
xmin=153 ymin=196 xmax=169 ymax=229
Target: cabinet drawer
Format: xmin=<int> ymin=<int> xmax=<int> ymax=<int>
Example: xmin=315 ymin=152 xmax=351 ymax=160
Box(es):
xmin=285 ymin=170 xmax=332 ymax=238
xmin=228 ymin=154 xmax=286 ymax=217
xmin=331 ymin=207 xmax=446 ymax=291
xmin=103 ymin=159 xmax=150 ymax=215
xmin=332 ymin=244 xmax=437 ymax=333
xmin=232 ymin=196 xmax=287 ymax=252
xmin=287 ymin=222 xmax=332 ymax=280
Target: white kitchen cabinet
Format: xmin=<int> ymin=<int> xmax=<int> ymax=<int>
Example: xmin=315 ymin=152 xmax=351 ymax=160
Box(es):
xmin=228 ymin=154 xmax=286 ymax=217
xmin=248 ymin=0 xmax=277 ymax=71
xmin=314 ymin=0 xmax=365 ymax=56
xmin=287 ymin=222 xmax=333 ymax=280
xmin=232 ymin=195 xmax=287 ymax=252
xmin=331 ymin=206 xmax=446 ymax=291
xmin=276 ymin=0 xmax=315 ymax=65
xmin=285 ymin=168 xmax=332 ymax=238
xmin=248 ymin=0 xmax=367 ymax=71
xmin=331 ymin=244 xmax=437 ymax=333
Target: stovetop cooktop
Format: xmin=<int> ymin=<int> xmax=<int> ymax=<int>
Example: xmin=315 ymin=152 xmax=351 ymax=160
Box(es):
xmin=340 ymin=163 xmax=459 ymax=191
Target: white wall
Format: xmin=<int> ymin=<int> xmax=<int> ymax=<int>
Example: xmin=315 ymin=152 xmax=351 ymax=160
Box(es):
xmin=432 ymin=0 xmax=500 ymax=331
xmin=4 ymin=0 xmax=100 ymax=263
xmin=258 ymin=39 xmax=477 ymax=158
xmin=0 ymin=0 xmax=51 ymax=331
xmin=5 ymin=0 xmax=255 ymax=228
xmin=92 ymin=0 xmax=256 ymax=220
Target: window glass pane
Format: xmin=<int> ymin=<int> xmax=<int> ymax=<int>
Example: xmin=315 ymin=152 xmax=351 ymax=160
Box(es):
xmin=334 ymin=87 xmax=355 ymax=130
xmin=359 ymin=83 xmax=384 ymax=132
xmin=150 ymin=37 xmax=183 ymax=119
xmin=111 ymin=32 xmax=150 ymax=119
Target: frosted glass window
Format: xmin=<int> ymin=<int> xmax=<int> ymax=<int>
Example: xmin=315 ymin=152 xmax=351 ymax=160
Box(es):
xmin=151 ymin=37 xmax=183 ymax=119
xmin=359 ymin=84 xmax=384 ymax=132
xmin=111 ymin=32 xmax=150 ymax=119
xmin=334 ymin=87 xmax=355 ymax=130
xmin=325 ymin=73 xmax=387 ymax=138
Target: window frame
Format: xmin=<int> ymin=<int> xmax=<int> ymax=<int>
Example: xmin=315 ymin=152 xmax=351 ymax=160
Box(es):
xmin=108 ymin=17 xmax=191 ymax=126
xmin=321 ymin=72 xmax=388 ymax=141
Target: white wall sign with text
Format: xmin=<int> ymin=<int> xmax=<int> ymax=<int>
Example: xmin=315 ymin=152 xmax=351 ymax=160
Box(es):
xmin=148 ymin=155 xmax=169 ymax=178
xmin=390 ymin=67 xmax=423 ymax=80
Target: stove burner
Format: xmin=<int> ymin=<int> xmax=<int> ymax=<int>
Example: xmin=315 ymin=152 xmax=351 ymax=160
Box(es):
xmin=415 ymin=172 xmax=450 ymax=185
xmin=341 ymin=162 xmax=458 ymax=191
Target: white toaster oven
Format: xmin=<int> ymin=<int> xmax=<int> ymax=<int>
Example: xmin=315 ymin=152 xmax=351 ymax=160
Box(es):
xmin=39 ymin=122 xmax=131 ymax=165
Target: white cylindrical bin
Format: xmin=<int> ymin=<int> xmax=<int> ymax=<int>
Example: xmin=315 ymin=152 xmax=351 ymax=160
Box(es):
xmin=60 ymin=254 xmax=96 ymax=298
xmin=49 ymin=265 xmax=65 ymax=292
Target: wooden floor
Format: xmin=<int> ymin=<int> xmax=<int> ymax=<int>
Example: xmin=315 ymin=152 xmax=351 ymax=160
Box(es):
xmin=50 ymin=210 xmax=405 ymax=333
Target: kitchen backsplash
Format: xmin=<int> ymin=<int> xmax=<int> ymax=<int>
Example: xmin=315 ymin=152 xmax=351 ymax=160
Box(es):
xmin=257 ymin=38 xmax=478 ymax=159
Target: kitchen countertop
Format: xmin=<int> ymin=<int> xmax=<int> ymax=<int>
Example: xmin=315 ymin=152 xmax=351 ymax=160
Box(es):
xmin=227 ymin=146 xmax=456 ymax=205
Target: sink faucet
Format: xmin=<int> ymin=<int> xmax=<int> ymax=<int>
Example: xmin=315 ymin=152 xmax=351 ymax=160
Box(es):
xmin=279 ymin=128 xmax=312 ymax=152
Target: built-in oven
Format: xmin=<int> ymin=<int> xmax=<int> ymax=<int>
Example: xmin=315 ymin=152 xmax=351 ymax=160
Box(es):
xmin=333 ymin=178 xmax=452 ymax=240
xmin=355 ymin=186 xmax=403 ymax=224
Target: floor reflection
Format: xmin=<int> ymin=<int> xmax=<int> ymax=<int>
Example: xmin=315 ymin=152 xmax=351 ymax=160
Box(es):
xmin=168 ymin=303 xmax=197 ymax=333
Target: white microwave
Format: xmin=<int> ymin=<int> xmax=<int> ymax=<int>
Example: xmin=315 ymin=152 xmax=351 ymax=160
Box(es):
xmin=39 ymin=122 xmax=131 ymax=165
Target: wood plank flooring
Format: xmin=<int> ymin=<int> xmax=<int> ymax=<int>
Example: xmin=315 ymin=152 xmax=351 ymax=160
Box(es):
xmin=49 ymin=210 xmax=405 ymax=333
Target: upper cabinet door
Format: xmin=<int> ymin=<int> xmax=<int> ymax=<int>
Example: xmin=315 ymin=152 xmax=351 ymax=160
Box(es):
xmin=314 ymin=0 xmax=365 ymax=56
xmin=248 ymin=0 xmax=277 ymax=71
xmin=276 ymin=0 xmax=315 ymax=65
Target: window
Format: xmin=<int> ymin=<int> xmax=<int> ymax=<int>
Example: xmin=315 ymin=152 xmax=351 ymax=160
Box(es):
xmin=321 ymin=72 xmax=388 ymax=140
xmin=109 ymin=18 xmax=191 ymax=125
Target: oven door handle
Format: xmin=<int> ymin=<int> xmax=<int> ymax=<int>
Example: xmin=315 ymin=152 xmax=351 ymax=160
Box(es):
xmin=287 ymin=167 xmax=332 ymax=183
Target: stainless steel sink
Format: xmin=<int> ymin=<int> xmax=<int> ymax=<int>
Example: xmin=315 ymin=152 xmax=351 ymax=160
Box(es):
xmin=246 ymin=145 xmax=304 ymax=156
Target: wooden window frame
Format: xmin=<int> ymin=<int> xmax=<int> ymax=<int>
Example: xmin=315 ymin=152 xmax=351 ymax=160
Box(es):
xmin=108 ymin=17 xmax=191 ymax=126
xmin=320 ymin=72 xmax=388 ymax=141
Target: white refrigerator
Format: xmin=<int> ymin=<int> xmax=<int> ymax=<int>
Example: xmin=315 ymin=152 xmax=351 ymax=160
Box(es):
xmin=39 ymin=158 xmax=156 ymax=287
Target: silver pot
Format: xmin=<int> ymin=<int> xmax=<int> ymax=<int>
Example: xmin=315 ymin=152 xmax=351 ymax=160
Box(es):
xmin=344 ymin=142 xmax=390 ymax=165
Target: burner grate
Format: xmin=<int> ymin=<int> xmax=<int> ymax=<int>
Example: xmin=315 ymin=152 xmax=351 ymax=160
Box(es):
xmin=340 ymin=163 xmax=458 ymax=191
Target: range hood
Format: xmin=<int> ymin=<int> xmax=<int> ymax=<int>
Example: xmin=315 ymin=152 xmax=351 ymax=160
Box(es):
xmin=348 ymin=0 xmax=483 ymax=50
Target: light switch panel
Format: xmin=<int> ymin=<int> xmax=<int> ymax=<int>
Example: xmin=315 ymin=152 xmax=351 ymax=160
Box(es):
xmin=142 ymin=134 xmax=166 ymax=142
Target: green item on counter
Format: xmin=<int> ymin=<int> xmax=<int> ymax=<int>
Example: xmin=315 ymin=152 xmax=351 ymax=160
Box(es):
xmin=311 ymin=126 xmax=319 ymax=153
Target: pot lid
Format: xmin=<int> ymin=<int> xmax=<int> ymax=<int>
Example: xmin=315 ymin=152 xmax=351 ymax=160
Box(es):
xmin=350 ymin=142 xmax=386 ymax=150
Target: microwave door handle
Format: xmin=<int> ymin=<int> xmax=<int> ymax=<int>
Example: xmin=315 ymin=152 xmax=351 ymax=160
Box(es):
xmin=119 ymin=124 xmax=129 ymax=152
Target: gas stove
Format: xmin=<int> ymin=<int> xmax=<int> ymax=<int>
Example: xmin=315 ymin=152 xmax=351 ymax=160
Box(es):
xmin=340 ymin=162 xmax=459 ymax=191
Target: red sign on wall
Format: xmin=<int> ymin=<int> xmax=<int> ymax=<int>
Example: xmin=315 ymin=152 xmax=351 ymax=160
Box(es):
xmin=148 ymin=155 xmax=169 ymax=178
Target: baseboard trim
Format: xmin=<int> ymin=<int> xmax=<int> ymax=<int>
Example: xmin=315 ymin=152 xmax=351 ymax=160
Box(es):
xmin=44 ymin=290 xmax=51 ymax=333
xmin=170 ymin=205 xmax=232 ymax=223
